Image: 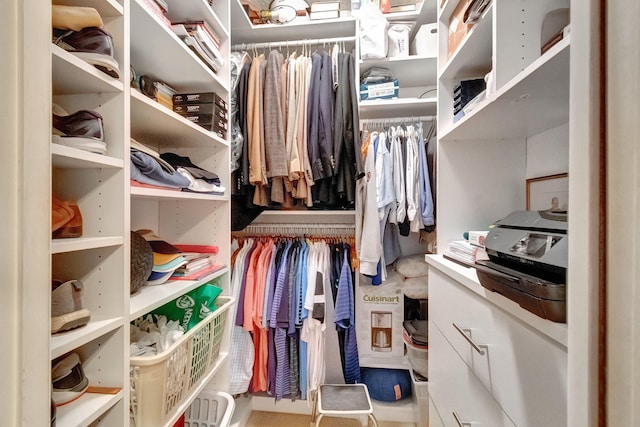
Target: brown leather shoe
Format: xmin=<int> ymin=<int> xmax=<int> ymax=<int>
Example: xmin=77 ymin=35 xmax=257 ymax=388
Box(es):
xmin=53 ymin=201 xmax=83 ymax=239
xmin=52 ymin=197 xmax=74 ymax=233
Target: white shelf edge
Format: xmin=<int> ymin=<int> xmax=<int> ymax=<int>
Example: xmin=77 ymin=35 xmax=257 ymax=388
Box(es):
xmin=131 ymin=90 xmax=229 ymax=147
xmin=53 ymin=0 xmax=124 ymax=18
xmin=52 ymin=144 xmax=124 ymax=169
xmin=425 ymin=254 xmax=568 ymax=348
xmin=130 ymin=185 xmax=229 ymax=202
xmin=51 ymin=236 xmax=125 ymax=255
xmin=437 ymin=0 xmax=457 ymax=23
xmin=51 ymin=44 xmax=124 ymax=92
xmin=360 ymin=97 xmax=437 ymax=108
xmin=51 ymin=317 xmax=124 ymax=359
xmin=495 ymin=35 xmax=571 ymax=100
xmin=129 ymin=266 xmax=229 ymax=319
xmin=360 ymin=54 xmax=437 ymax=65
xmin=56 ymin=389 xmax=124 ymax=427
xmin=160 ymin=352 xmax=230 ymax=427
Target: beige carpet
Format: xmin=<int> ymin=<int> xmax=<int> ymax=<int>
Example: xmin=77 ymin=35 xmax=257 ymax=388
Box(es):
xmin=245 ymin=411 xmax=416 ymax=427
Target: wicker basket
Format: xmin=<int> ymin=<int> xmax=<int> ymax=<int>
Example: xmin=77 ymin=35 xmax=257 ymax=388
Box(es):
xmin=130 ymin=297 xmax=234 ymax=427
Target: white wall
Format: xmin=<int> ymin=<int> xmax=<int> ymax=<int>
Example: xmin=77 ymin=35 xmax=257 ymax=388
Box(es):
xmin=526 ymin=122 xmax=569 ymax=179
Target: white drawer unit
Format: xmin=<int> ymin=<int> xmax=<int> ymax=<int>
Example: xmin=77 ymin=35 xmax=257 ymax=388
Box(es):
xmin=428 ymin=260 xmax=567 ymax=427
xmin=429 ymin=322 xmax=516 ymax=427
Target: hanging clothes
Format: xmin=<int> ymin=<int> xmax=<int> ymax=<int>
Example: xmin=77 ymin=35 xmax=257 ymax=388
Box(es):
xmin=232 ymin=44 xmax=360 ymax=213
xmin=229 ymin=233 xmax=358 ymax=401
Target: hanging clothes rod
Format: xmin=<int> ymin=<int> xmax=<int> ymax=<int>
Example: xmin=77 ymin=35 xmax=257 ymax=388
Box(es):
xmin=231 ymin=36 xmax=357 ymax=51
xmin=235 ymin=222 xmax=355 ymax=237
xmin=360 ymin=115 xmax=436 ymax=124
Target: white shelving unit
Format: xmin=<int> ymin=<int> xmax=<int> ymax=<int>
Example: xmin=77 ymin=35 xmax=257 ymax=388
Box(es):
xmin=49 ymin=0 xmax=129 ymax=424
xmin=129 ymin=0 xmax=232 ymax=425
xmin=429 ymin=1 xmax=580 ymax=426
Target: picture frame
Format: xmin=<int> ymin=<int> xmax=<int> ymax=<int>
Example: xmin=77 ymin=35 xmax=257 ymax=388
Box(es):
xmin=526 ymin=173 xmax=569 ymax=211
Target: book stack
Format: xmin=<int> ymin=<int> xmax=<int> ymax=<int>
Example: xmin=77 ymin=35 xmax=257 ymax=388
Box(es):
xmin=453 ymin=77 xmax=486 ymax=121
xmin=172 ymin=21 xmax=224 ymax=73
xmin=154 ymin=81 xmax=177 ymax=110
xmin=172 ymin=92 xmax=228 ymax=138
xmin=142 ymin=0 xmax=171 ymax=27
xmin=443 ymin=240 xmax=488 ymax=266
xmin=309 ymin=1 xmax=340 ymax=20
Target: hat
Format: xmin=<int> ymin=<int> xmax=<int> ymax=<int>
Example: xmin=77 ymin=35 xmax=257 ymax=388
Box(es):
xmin=130 ymin=230 xmax=153 ymax=294
xmin=153 ymin=252 xmax=182 ymax=266
xmin=136 ymin=229 xmax=181 ymax=254
xmin=152 ymin=256 xmax=187 ymax=273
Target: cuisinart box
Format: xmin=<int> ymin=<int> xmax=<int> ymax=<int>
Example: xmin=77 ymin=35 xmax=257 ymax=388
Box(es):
xmin=356 ymin=272 xmax=404 ymax=359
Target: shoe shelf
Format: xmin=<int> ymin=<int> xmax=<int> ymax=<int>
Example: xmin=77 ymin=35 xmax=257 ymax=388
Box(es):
xmin=130 ymin=0 xmax=229 ymax=93
xmin=56 ymin=391 xmax=124 ymax=427
xmin=440 ymin=37 xmax=570 ymax=141
xmin=52 ymin=144 xmax=125 ymax=169
xmin=51 ymin=236 xmax=125 ymax=254
xmin=53 ymin=0 xmax=125 ymax=18
xmin=51 ymin=317 xmax=125 ymax=360
xmin=129 ymin=267 xmax=229 ymax=320
xmin=130 ymin=90 xmax=229 ymax=150
xmin=52 ymin=45 xmax=124 ymax=95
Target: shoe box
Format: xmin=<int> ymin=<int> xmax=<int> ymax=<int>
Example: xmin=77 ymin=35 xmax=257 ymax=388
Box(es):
xmin=172 ymin=92 xmax=228 ymax=137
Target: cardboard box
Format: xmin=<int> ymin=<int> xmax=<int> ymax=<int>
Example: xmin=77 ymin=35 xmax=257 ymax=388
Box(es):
xmin=360 ymin=79 xmax=399 ymax=101
xmin=448 ymin=0 xmax=474 ymax=58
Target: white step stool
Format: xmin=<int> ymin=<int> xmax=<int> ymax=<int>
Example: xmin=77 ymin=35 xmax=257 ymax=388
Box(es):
xmin=311 ymin=384 xmax=379 ymax=427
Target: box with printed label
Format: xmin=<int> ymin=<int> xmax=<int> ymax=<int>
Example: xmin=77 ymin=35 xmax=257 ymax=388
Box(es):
xmin=360 ymin=79 xmax=400 ymax=101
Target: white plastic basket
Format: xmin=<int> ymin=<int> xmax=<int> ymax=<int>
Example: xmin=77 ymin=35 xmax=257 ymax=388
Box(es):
xmin=130 ymin=297 xmax=234 ymax=427
xmin=404 ymin=335 xmax=428 ymax=378
xmin=185 ymin=390 xmax=235 ymax=427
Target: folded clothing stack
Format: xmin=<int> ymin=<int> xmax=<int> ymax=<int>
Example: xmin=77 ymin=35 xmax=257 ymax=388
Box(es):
xmin=130 ymin=138 xmax=225 ymax=194
xmin=136 ymin=229 xmax=187 ymax=286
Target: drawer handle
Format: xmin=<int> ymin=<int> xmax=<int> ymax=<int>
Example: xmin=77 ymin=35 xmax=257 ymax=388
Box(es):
xmin=452 ymin=322 xmax=486 ymax=355
xmin=453 ymin=411 xmax=470 ymax=427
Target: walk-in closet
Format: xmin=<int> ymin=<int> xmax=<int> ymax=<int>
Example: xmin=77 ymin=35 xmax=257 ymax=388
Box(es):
xmin=3 ymin=0 xmax=621 ymax=426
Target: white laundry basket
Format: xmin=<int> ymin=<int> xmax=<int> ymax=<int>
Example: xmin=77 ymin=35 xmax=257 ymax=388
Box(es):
xmin=130 ymin=297 xmax=234 ymax=427
xmin=185 ymin=390 xmax=235 ymax=427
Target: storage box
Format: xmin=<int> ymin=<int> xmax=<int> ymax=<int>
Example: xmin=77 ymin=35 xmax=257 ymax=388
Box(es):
xmin=360 ymin=79 xmax=400 ymax=101
xmin=130 ymin=297 xmax=234 ymax=427
xmin=409 ymin=368 xmax=429 ymax=427
xmin=404 ymin=333 xmax=428 ymax=378
xmin=448 ymin=0 xmax=474 ymax=58
xmin=410 ymin=23 xmax=438 ymax=57
xmin=185 ymin=390 xmax=235 ymax=427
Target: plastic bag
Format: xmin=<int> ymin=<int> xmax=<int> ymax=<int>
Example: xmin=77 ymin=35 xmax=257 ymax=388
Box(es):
xmin=388 ymin=23 xmax=411 ymax=58
xmin=151 ymin=282 xmax=223 ymax=331
xmin=359 ymin=0 xmax=389 ymax=59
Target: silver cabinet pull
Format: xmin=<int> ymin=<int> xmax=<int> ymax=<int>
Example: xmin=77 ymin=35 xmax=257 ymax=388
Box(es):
xmin=452 ymin=322 xmax=486 ymax=355
xmin=453 ymin=411 xmax=470 ymax=426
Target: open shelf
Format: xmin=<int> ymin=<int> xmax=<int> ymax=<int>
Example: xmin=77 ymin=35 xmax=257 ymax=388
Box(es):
xmin=51 ymin=317 xmax=124 ymax=359
xmin=52 ymin=144 xmax=124 ymax=169
xmin=56 ymin=390 xmax=124 ymax=427
xmin=440 ymin=37 xmax=570 ymax=141
xmin=361 ymin=55 xmax=437 ymax=88
xmin=52 ymin=45 xmax=124 ymax=96
xmin=360 ymin=97 xmax=437 ymax=119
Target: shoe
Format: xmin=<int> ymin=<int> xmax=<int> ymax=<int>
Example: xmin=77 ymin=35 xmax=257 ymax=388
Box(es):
xmin=51 ymin=279 xmax=91 ymax=333
xmin=52 ymin=105 xmax=107 ymax=155
xmin=52 ymin=5 xmax=104 ymax=31
xmin=51 ymin=352 xmax=89 ymax=406
xmin=52 ymin=201 xmax=83 ymax=239
xmin=52 ymin=197 xmax=74 ymax=233
xmin=52 ymin=27 xmax=120 ymax=78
